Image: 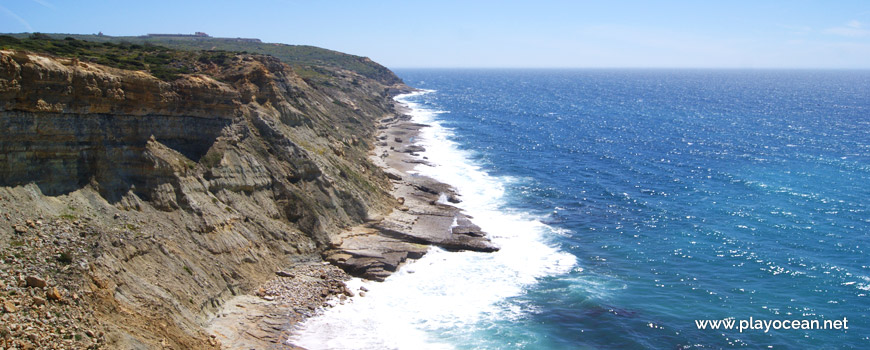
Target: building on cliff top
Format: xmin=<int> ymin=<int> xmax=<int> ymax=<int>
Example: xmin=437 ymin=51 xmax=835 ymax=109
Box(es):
xmin=141 ymin=32 xmax=261 ymax=43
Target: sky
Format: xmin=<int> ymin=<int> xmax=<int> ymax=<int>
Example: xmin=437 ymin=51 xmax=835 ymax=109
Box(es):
xmin=1 ymin=0 xmax=869 ymax=69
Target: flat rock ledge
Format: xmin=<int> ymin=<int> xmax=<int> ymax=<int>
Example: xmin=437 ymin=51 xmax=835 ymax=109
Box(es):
xmin=324 ymin=205 xmax=498 ymax=281
xmin=325 ymin=110 xmax=499 ymax=281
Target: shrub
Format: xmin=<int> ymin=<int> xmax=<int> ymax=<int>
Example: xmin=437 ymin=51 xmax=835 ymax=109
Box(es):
xmin=57 ymin=252 xmax=73 ymax=264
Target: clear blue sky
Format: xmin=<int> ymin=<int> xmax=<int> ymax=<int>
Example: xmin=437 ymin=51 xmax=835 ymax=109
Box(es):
xmin=2 ymin=0 xmax=869 ymax=68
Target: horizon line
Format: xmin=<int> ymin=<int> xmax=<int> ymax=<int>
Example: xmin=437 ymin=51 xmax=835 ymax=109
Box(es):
xmin=388 ymin=66 xmax=870 ymax=71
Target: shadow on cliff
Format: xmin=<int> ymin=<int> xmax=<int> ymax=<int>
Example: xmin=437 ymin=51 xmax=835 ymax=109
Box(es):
xmin=0 ymin=112 xmax=231 ymax=202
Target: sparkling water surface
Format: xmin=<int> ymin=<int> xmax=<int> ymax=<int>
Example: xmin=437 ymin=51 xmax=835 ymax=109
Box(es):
xmin=295 ymin=69 xmax=870 ymax=349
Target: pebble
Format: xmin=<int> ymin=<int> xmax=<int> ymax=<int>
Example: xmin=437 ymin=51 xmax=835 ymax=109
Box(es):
xmin=3 ymin=300 xmax=17 ymax=313
xmin=25 ymin=276 xmax=47 ymax=288
xmin=249 ymin=263 xmax=354 ymax=331
xmin=0 ymin=207 xmax=105 ymax=348
xmin=46 ymin=287 xmax=63 ymax=301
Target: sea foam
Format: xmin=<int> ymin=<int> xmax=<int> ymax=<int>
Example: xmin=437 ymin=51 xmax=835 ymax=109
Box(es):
xmin=290 ymin=91 xmax=575 ymax=349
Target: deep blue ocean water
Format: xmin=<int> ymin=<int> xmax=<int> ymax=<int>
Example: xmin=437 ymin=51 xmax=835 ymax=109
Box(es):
xmin=295 ymin=70 xmax=870 ymax=349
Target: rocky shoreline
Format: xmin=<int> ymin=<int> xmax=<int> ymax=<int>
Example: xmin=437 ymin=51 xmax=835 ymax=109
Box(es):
xmin=208 ymin=96 xmax=499 ymax=349
xmin=0 ymin=45 xmax=495 ymax=349
xmin=206 ymin=262 xmax=352 ymax=350
xmin=323 ymin=101 xmax=499 ymax=280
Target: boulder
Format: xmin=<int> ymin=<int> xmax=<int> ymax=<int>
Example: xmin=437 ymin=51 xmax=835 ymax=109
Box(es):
xmin=452 ymin=217 xmax=484 ymax=236
xmin=401 ymin=157 xmax=435 ymax=166
xmin=452 ymin=225 xmax=485 ymax=237
xmin=384 ymin=170 xmax=402 ymax=181
xmin=402 ymin=145 xmax=426 ymax=153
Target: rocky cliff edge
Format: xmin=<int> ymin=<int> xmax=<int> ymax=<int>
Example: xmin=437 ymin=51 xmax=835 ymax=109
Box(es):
xmin=0 ymin=48 xmax=409 ymax=349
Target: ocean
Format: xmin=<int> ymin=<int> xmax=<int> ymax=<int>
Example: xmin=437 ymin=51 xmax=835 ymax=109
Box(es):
xmin=293 ymin=69 xmax=870 ymax=349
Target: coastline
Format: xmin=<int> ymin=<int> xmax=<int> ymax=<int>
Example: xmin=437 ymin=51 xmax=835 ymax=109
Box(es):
xmin=323 ymin=91 xmax=498 ymax=280
xmin=208 ymin=90 xmax=499 ymax=349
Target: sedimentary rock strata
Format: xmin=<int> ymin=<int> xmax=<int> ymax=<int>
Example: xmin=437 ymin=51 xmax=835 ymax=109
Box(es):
xmin=0 ymin=46 xmax=495 ymax=349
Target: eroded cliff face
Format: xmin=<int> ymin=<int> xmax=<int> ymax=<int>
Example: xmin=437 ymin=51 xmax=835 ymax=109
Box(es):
xmin=0 ymin=49 xmax=407 ymax=348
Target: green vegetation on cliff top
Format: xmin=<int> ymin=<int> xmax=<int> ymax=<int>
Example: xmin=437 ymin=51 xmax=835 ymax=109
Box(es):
xmin=0 ymin=33 xmax=401 ymax=85
xmin=0 ymin=34 xmax=218 ymax=80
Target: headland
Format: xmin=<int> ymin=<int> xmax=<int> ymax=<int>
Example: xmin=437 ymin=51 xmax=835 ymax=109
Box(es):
xmin=0 ymin=34 xmax=495 ymax=349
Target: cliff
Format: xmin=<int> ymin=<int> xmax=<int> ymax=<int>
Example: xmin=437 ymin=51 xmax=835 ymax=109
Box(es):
xmin=0 ymin=45 xmax=406 ymax=348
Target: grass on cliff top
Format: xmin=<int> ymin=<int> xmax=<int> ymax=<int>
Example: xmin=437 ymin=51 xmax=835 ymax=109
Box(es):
xmin=137 ymin=36 xmax=400 ymax=85
xmin=2 ymin=32 xmax=402 ymax=85
xmin=0 ymin=34 xmax=236 ymax=81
